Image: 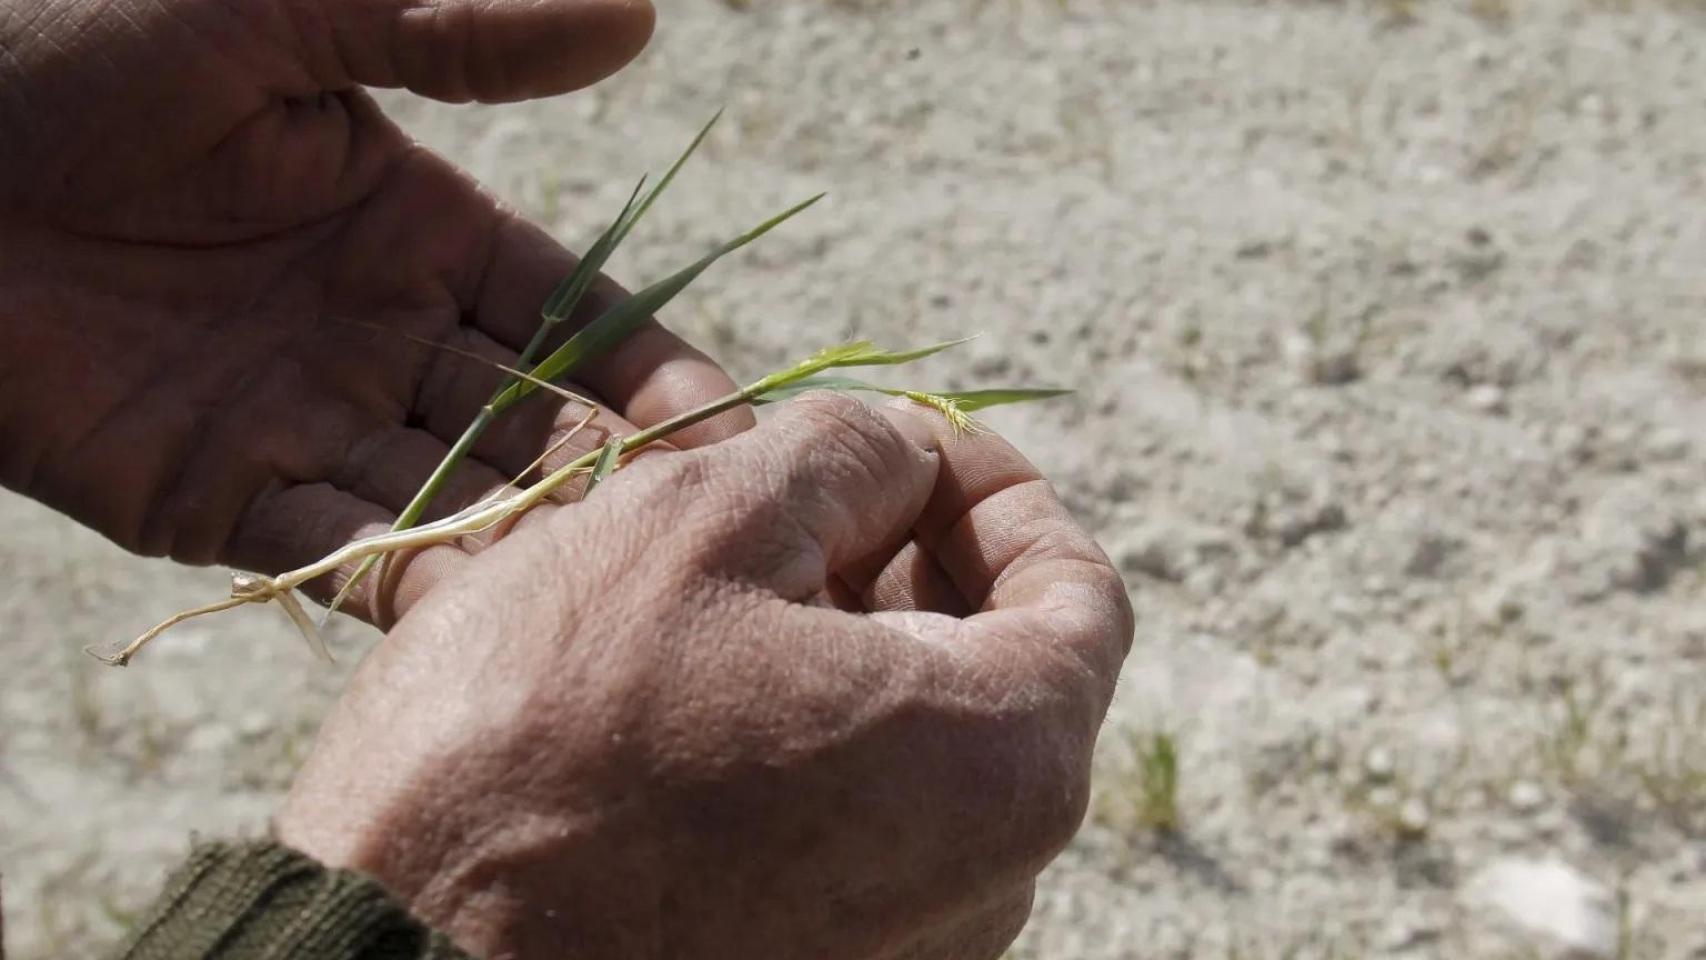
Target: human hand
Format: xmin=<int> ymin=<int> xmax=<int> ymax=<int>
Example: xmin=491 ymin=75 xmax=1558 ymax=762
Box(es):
xmin=0 ymin=0 xmax=751 ymax=622
xmin=275 ymin=393 xmax=1134 ymax=960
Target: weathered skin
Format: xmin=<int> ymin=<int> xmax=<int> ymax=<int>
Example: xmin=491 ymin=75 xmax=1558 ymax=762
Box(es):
xmin=0 ymin=3 xmax=1134 ymax=957
xmin=277 ymin=393 xmax=1134 ymax=960
xmin=0 ymin=0 xmax=748 ymax=624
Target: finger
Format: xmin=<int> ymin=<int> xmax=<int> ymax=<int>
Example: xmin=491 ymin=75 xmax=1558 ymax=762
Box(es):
xmin=901 ymin=403 xmax=1133 ymax=678
xmin=360 ymin=349 xmax=653 ymax=543
xmin=856 ymin=540 xmax=972 ymax=617
xmin=332 ymin=425 xmax=510 ymax=519
xmin=901 ymin=401 xmax=1082 ymax=605
xmin=833 ymin=520 xmax=970 ymax=616
xmin=303 ymin=0 xmax=656 ymax=103
xmin=228 ymin=481 xmax=564 ymax=630
xmin=225 ymin=482 xmax=440 ymax=627
xmin=405 ymin=323 xmax=632 ymax=477
xmin=664 ymin=393 xmax=938 ymax=599
xmin=470 ymin=214 xmax=755 ymax=448
xmin=329 ymin=423 xmax=556 ymax=560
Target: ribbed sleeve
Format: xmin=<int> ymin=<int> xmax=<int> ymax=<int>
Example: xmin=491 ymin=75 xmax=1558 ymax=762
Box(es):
xmin=113 ymin=842 xmax=472 ymax=960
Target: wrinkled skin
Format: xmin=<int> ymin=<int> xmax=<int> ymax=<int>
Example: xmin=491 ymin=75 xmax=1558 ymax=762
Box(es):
xmin=0 ymin=2 xmax=1136 ymax=958
xmin=278 ymin=394 xmax=1134 ymax=960
xmin=0 ymin=0 xmax=746 ymax=623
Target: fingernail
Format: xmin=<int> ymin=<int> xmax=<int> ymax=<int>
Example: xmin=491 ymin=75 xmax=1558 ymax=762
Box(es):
xmin=878 ymin=399 xmax=940 ymax=454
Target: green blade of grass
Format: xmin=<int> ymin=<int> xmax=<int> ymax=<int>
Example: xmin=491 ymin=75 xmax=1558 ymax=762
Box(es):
xmin=582 ymin=436 xmax=624 ymax=498
xmin=490 ymin=192 xmax=826 ymax=412
xmin=754 ymin=376 xmax=1070 ymax=411
xmin=750 ymin=375 xmax=886 ymax=402
xmin=807 ymin=336 xmax=978 ymax=369
xmin=105 ymin=335 xmax=1064 ymax=665
xmin=743 ymin=337 xmax=974 ymax=397
xmin=743 ymin=342 xmax=1066 ymax=436
xmin=330 ymin=191 xmax=822 ymax=619
xmin=608 ymin=109 xmax=723 ymax=252
xmin=537 ymin=109 xmax=721 ymax=323
xmin=327 ymin=116 xmax=725 ymax=619
xmin=537 ymin=173 xmax=648 ymax=324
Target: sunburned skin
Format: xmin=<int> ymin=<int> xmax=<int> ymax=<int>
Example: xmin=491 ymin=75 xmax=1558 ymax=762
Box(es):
xmin=0 ymin=0 xmax=747 ymax=637
xmin=98 ymin=337 xmax=1058 ymax=666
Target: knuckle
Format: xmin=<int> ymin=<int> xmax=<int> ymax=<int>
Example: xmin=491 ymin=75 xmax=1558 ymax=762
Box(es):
xmin=1071 ymin=564 xmax=1137 ymax=687
xmin=571 ymin=452 xmax=741 ymax=561
xmin=965 ymin=888 xmax=1038 ymax=960
xmin=781 ymin=391 xmax=909 ymax=477
xmin=996 ymin=528 xmax=1135 ymax=685
xmin=789 ymin=388 xmax=874 ymax=427
xmin=618 ymin=458 xmax=802 ymax=581
xmin=787 ymin=391 xmax=895 ymax=449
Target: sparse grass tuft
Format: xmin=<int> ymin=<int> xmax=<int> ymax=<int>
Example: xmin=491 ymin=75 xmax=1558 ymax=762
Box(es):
xmin=1138 ymin=732 xmax=1182 ymax=831
xmin=1538 ymin=675 xmax=1609 ymax=786
xmin=1630 ymin=693 xmax=1706 ymax=835
xmin=1527 ymin=669 xmax=1706 ymax=839
xmin=1093 ymin=729 xmax=1182 ymax=835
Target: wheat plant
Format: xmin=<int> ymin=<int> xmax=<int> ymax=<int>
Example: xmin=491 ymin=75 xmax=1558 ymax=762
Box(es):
xmin=95 ymin=114 xmax=1067 ymax=667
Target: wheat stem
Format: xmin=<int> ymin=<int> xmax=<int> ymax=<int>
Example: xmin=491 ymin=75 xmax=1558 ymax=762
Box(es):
xmin=95 ymin=378 xmax=767 ymax=666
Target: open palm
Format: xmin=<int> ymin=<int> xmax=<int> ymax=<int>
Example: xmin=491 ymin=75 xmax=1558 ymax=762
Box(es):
xmin=0 ymin=0 xmax=743 ymax=623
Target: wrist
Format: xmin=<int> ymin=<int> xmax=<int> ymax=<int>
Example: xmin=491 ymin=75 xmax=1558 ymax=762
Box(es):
xmin=115 ymin=840 xmax=474 ymax=960
xmin=273 ymin=775 xmax=448 ymax=911
xmin=274 ymin=764 xmax=585 ymax=960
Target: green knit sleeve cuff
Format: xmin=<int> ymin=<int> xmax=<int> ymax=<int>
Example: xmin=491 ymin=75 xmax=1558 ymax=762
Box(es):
xmin=114 ymin=841 xmax=473 ymax=960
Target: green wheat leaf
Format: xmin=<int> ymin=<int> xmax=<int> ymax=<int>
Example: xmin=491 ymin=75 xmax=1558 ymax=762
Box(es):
xmin=806 ymin=336 xmax=977 ymax=370
xmin=755 ymin=376 xmax=1070 ymax=413
xmin=329 ymin=116 xmax=726 ymax=618
xmin=539 ymin=109 xmax=723 ymax=324
xmin=492 ymin=192 xmax=826 ymax=411
xmin=538 ymin=174 xmax=648 ymax=323
xmin=750 ymin=375 xmax=887 ymax=403
xmin=582 ymin=436 xmax=624 ymax=498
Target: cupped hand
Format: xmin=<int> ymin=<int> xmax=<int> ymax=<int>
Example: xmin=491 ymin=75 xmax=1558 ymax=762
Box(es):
xmin=275 ymin=393 xmax=1135 ymax=960
xmin=0 ymin=0 xmax=751 ymax=623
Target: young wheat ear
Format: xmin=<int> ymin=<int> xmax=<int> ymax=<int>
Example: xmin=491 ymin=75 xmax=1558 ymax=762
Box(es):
xmin=899 ymin=391 xmax=981 ymax=435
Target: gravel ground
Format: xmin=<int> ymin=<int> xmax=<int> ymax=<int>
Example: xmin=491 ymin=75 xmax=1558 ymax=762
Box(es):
xmin=4 ymin=1 xmax=1705 ymax=957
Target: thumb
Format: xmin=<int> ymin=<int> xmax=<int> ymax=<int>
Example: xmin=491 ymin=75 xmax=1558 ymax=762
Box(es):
xmin=310 ymin=0 xmax=655 ymax=103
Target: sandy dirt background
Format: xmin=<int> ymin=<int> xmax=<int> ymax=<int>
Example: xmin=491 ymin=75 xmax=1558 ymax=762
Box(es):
xmin=4 ymin=1 xmax=1706 ymax=957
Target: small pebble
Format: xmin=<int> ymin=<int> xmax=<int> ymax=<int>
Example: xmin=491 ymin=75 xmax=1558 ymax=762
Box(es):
xmin=1398 ymin=797 xmax=1431 ymax=836
xmin=1364 ymin=746 xmax=1397 ymax=783
xmin=1466 ymin=384 xmax=1508 ymax=414
xmin=1508 ymin=780 xmax=1547 ymax=813
xmin=237 ymin=711 xmax=272 ymax=738
xmin=1465 ymin=856 xmax=1617 ymax=958
xmin=1310 ymin=348 xmax=1361 ymax=385
xmin=1647 ymin=428 xmax=1690 ymax=462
